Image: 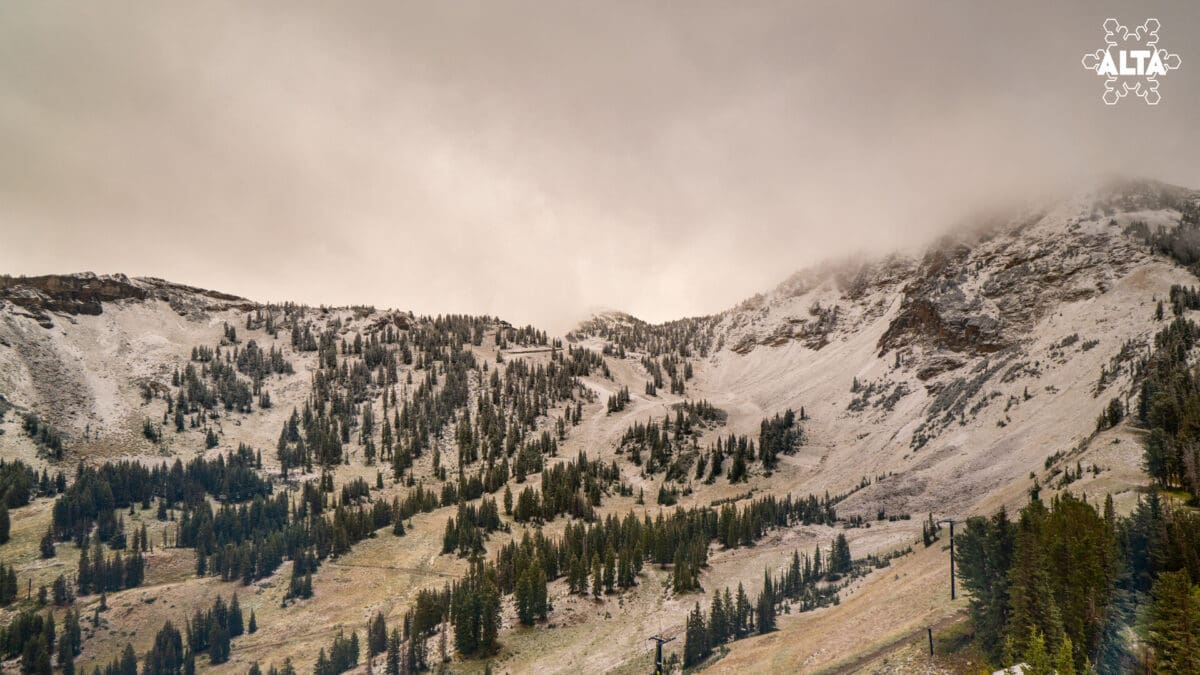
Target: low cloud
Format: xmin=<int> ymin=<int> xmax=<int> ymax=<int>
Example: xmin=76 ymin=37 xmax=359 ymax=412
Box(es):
xmin=2 ymin=1 xmax=1198 ymax=330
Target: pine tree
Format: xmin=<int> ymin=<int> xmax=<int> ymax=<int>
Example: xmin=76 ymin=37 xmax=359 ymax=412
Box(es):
xmin=735 ymin=583 xmax=752 ymax=638
xmin=757 ymin=570 xmax=776 ymax=634
xmin=368 ymin=611 xmax=388 ymax=657
xmin=591 ymin=554 xmax=602 ymax=599
xmin=1054 ymin=635 xmax=1076 ymax=675
xmin=57 ymin=634 xmax=74 ymax=675
xmin=1147 ymin=570 xmax=1200 ymax=673
xmin=77 ymin=541 xmax=92 ymax=596
xmin=603 ymin=548 xmax=616 ymax=594
xmin=40 ymin=526 xmax=55 ymax=558
xmin=0 ymin=503 xmax=9 ymax=544
xmin=1022 ymin=629 xmax=1052 ymax=675
xmin=451 ymin=559 xmax=502 ymax=656
xmin=22 ymin=634 xmax=50 ymax=675
xmin=116 ymin=643 xmax=137 ymax=675
xmin=728 ymin=446 xmax=747 ymax=483
xmin=1005 ymin=503 xmax=1063 ymax=658
xmin=64 ymin=608 xmax=81 ymax=657
xmin=516 ymin=566 xmax=535 ymax=625
xmin=830 ymin=533 xmax=852 ymax=575
xmin=314 ymin=647 xmax=332 ymax=675
xmin=533 ymin=560 xmax=549 ymax=620
xmin=385 ymin=629 xmax=401 ymax=675
xmin=229 ymin=593 xmax=244 ymax=637
xmin=683 ymin=602 xmax=709 ymax=667
xmin=956 ymin=508 xmax=1015 ymax=663
xmin=209 ymin=624 xmax=231 ymax=664
xmin=481 ymin=577 xmax=501 ymax=652
xmin=708 ymin=591 xmax=728 ymax=649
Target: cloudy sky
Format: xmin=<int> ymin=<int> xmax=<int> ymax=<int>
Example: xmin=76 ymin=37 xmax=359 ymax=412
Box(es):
xmin=2 ymin=2 xmax=1198 ymax=330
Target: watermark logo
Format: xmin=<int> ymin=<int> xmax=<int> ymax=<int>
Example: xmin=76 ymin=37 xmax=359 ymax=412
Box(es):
xmin=1081 ymin=18 xmax=1181 ymax=105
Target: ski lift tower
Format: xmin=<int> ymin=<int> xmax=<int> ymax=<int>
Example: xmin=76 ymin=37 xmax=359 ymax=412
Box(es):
xmin=648 ymin=633 xmax=676 ymax=674
xmin=937 ymin=517 xmax=960 ymax=600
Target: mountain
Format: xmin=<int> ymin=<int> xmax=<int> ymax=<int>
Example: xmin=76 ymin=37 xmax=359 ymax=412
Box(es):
xmin=1 ymin=179 xmax=1198 ymax=673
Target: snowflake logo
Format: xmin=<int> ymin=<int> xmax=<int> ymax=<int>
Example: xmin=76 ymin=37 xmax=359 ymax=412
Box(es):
xmin=1081 ymin=18 xmax=1181 ymax=105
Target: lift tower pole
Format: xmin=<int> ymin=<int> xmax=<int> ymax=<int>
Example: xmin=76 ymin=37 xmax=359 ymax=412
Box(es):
xmin=648 ymin=633 xmax=675 ymax=675
xmin=937 ymin=518 xmax=960 ymax=600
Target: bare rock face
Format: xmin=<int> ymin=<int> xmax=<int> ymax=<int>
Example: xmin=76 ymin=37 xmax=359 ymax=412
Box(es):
xmin=0 ymin=273 xmax=147 ymax=321
xmin=878 ymin=243 xmax=1006 ymax=355
xmin=716 ymin=256 xmax=913 ymax=354
xmin=877 ymin=181 xmax=1200 ymax=359
xmin=0 ymin=273 xmax=254 ymax=326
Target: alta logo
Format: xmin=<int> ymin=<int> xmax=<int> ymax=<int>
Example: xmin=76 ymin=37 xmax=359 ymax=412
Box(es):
xmin=1081 ymin=18 xmax=1181 ymax=105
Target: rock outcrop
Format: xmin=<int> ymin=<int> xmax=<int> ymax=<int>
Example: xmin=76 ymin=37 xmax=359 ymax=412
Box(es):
xmin=0 ymin=273 xmax=253 ymax=326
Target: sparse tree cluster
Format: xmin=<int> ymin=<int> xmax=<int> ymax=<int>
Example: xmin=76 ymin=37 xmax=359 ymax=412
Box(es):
xmin=21 ymin=413 xmax=66 ymax=460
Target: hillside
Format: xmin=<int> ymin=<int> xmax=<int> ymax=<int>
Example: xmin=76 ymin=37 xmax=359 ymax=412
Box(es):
xmin=2 ymin=179 xmax=1199 ymax=673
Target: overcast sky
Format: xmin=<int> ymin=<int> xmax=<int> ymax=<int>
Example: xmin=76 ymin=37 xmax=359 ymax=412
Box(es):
xmin=2 ymin=2 xmax=1199 ymax=331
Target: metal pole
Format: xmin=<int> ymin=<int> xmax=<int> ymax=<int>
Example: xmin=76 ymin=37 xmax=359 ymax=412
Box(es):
xmin=927 ymin=627 xmax=934 ymax=656
xmin=937 ymin=518 xmax=959 ymax=601
xmin=949 ymin=520 xmax=956 ymax=601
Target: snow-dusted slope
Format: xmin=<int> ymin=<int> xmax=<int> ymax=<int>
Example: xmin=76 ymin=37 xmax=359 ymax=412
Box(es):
xmin=585 ymin=179 xmax=1200 ymax=520
xmin=0 ymin=275 xmax=258 ymax=439
xmin=3 ymin=179 xmax=1199 ymax=673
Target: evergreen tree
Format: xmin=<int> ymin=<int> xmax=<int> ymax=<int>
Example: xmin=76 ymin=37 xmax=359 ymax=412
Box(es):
xmin=683 ymin=602 xmax=709 ymax=667
xmin=208 ymin=624 xmax=231 ymax=665
xmin=829 ymin=534 xmax=852 ymax=575
xmin=1054 ymin=635 xmax=1077 ymax=675
xmin=0 ymin=564 xmax=17 ymax=606
xmin=120 ymin=643 xmax=138 ymax=675
xmin=533 ymin=560 xmax=549 ymax=621
xmin=367 ymin=611 xmax=387 ymax=658
xmin=1005 ymin=503 xmax=1064 ymax=658
xmin=957 ymin=508 xmax=1015 ymax=662
xmin=229 ymin=593 xmax=244 ymax=637
xmin=451 ymin=559 xmax=501 ymax=656
xmin=385 ymin=629 xmax=401 ymax=675
xmin=516 ymin=566 xmax=535 ymax=626
xmin=734 ymin=583 xmax=752 ymax=638
xmin=63 ymin=609 xmax=81 ymax=657
xmin=143 ymin=620 xmax=185 ymax=675
xmin=1022 ymin=629 xmax=1052 ymax=675
xmin=21 ymin=634 xmax=51 ymax=675
xmin=708 ymin=591 xmax=728 ymax=650
xmin=1147 ymin=570 xmax=1200 ymax=673
xmin=57 ymin=634 xmax=73 ymax=675
xmin=591 ymin=554 xmax=602 ymax=599
xmin=314 ymin=648 xmax=332 ymax=675
xmin=757 ymin=570 xmax=776 ymax=634
xmin=39 ymin=526 xmax=55 ymax=558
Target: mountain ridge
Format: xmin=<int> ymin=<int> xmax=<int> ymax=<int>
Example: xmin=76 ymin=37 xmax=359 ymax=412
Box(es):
xmin=2 ymin=177 xmax=1199 ymax=672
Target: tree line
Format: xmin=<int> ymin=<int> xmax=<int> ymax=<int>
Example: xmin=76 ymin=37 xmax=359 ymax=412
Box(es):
xmin=957 ymin=488 xmax=1200 ymax=672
